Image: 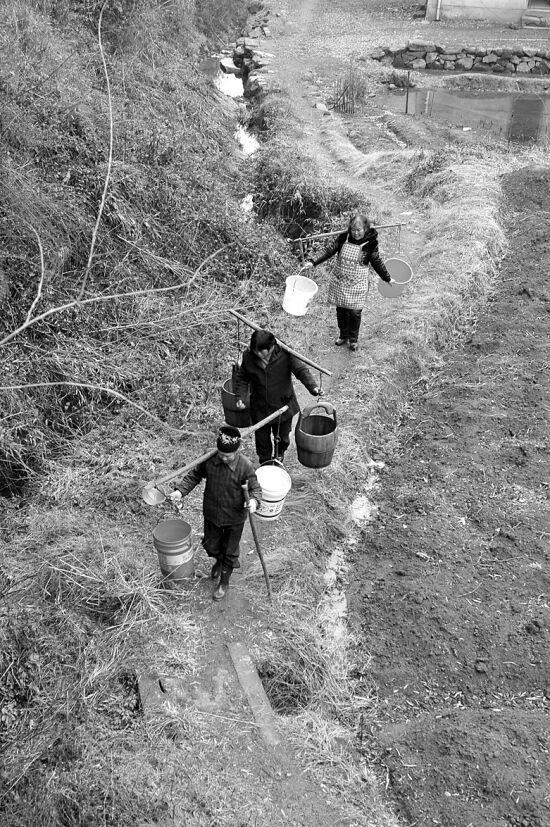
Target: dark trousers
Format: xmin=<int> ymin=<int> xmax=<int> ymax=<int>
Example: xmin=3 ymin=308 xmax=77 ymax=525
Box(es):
xmin=336 ymin=306 xmax=362 ymax=343
xmin=254 ymin=416 xmax=292 ymax=464
xmin=202 ymin=518 xmax=245 ymax=570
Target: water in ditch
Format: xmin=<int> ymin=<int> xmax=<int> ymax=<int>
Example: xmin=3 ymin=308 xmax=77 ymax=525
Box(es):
xmin=385 ymin=88 xmax=550 ymax=143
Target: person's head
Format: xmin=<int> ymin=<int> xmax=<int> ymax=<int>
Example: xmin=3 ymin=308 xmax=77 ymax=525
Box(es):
xmin=348 ymin=213 xmax=371 ymax=241
xmin=250 ymin=329 xmax=276 ymax=359
xmin=216 ymin=425 xmax=241 ymax=463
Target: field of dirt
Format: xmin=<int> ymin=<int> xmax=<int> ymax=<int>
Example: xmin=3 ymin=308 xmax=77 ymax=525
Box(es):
xmin=347 ymin=166 xmax=550 ymax=827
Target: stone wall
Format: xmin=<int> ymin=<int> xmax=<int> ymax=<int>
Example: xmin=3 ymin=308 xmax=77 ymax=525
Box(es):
xmin=370 ymin=40 xmax=550 ymax=75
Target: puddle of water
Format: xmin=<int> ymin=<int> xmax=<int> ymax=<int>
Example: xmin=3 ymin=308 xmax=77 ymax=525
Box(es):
xmin=235 ymin=124 xmax=260 ymax=155
xmin=199 ymin=55 xmax=245 ymax=98
xmin=385 ymin=89 xmax=550 ymax=143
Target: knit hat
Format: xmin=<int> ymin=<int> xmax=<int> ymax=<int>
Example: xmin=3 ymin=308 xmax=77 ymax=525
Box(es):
xmin=217 ymin=425 xmax=242 ymax=453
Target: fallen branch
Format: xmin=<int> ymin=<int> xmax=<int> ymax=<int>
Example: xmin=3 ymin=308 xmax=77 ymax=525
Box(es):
xmin=0 ymin=381 xmax=193 ymax=436
xmin=77 ymin=1 xmax=113 ymax=301
xmin=0 ymin=244 xmax=230 ymax=348
xmin=25 ymin=226 xmax=46 ymax=324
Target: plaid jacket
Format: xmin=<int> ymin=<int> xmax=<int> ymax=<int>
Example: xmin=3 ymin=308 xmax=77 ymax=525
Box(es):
xmin=177 ymin=453 xmax=261 ymax=526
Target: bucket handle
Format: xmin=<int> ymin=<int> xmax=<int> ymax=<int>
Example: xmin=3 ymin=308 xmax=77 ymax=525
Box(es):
xmin=300 ymin=400 xmax=337 ymax=424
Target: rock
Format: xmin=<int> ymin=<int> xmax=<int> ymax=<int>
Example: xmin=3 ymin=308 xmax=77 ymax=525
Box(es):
xmin=456 ymin=57 xmax=474 ymax=70
xmin=314 ymin=102 xmax=329 ymax=111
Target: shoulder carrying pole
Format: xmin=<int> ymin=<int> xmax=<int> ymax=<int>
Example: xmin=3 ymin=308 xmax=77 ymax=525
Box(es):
xmin=142 ymin=404 xmax=290 ymax=503
xmin=228 ymin=309 xmax=332 ymax=377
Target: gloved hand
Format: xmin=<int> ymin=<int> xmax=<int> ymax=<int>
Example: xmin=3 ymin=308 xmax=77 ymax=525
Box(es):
xmin=301 ymin=260 xmax=314 ymax=271
xmin=246 ymin=498 xmax=258 ymax=514
xmin=235 ymin=399 xmax=246 ymax=410
xmin=312 ymin=386 xmax=325 ymax=397
xmin=168 ymin=490 xmax=183 ymax=503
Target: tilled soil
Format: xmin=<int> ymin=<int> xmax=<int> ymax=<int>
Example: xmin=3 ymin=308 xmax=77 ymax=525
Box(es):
xmin=347 ymin=167 xmax=550 ymax=827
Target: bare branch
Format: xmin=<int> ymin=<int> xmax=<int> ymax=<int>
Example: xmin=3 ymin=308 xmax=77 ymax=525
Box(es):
xmin=77 ymin=1 xmax=113 ymax=301
xmin=0 ymin=381 xmax=193 ymax=436
xmin=25 ymin=226 xmax=46 ymax=324
xmin=0 ymin=244 xmax=231 ymax=347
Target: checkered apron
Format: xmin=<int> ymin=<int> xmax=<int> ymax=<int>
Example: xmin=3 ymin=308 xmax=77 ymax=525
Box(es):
xmin=327 ymin=241 xmax=370 ymax=310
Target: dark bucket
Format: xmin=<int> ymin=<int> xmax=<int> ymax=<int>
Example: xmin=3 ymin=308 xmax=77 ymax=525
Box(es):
xmin=295 ymin=401 xmax=338 ymax=469
xmin=220 ymin=378 xmax=251 ymax=428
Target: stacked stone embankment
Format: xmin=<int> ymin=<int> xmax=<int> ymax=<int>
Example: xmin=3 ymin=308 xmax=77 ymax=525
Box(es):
xmin=370 ymin=39 xmax=550 ymax=76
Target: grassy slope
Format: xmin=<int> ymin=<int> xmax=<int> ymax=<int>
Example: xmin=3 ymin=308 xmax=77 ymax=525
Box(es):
xmin=2 ymin=1 xmax=549 ymax=825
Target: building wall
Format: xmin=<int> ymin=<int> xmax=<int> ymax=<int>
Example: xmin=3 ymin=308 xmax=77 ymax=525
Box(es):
xmin=425 ymin=0 xmax=527 ymax=23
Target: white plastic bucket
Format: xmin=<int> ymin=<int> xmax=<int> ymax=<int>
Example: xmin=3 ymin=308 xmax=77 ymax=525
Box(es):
xmin=255 ymin=463 xmax=292 ymax=521
xmin=378 ymin=257 xmax=413 ymax=298
xmin=282 ymin=275 xmax=318 ymax=316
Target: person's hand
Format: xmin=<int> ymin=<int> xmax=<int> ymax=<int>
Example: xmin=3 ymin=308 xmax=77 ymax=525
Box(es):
xmin=235 ymin=399 xmax=246 ymax=410
xmin=388 ymin=278 xmax=395 ymax=284
xmin=246 ymin=498 xmax=258 ymax=514
xmin=312 ymin=386 xmax=325 ymax=397
xmin=301 ymin=260 xmax=314 ymax=271
xmin=168 ymin=490 xmax=183 ymax=503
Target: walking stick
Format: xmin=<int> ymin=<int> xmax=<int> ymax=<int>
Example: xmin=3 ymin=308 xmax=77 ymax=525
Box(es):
xmin=242 ymin=482 xmax=272 ymax=604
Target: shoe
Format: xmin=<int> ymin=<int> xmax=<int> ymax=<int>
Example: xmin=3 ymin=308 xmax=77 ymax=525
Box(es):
xmin=213 ymin=581 xmax=228 ymax=600
xmin=213 ymin=568 xmax=231 ymax=601
xmin=335 ymin=338 xmax=348 ymax=346
xmin=349 ymin=342 xmax=359 ymax=351
xmin=210 ymin=559 xmax=221 ymax=580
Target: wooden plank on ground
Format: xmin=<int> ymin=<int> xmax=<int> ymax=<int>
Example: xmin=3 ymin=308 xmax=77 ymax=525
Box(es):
xmin=227 ymin=641 xmax=281 ymax=747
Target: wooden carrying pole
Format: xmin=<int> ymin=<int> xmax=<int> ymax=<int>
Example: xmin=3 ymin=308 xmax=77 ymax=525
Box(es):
xmin=288 ymin=222 xmax=407 ymax=244
xmin=228 ymin=309 xmax=332 ymax=377
xmin=142 ymin=405 xmax=290 ymax=502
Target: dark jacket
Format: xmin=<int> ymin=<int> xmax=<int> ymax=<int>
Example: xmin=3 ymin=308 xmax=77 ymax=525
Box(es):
xmin=311 ymin=228 xmax=391 ymax=282
xmin=235 ymin=343 xmax=318 ymax=423
xmin=177 ymin=452 xmax=261 ymax=526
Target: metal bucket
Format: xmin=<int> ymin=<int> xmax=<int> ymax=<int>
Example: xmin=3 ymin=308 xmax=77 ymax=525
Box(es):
xmin=295 ymin=401 xmax=338 ymax=469
xmin=378 ymin=257 xmax=413 ymax=298
xmin=152 ymin=519 xmax=194 ymax=588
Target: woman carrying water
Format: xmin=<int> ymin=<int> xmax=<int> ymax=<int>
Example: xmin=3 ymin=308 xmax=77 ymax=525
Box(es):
xmin=302 ymin=213 xmax=393 ymax=351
